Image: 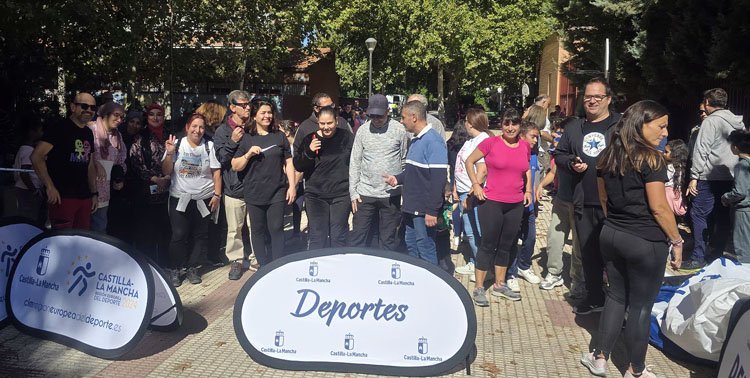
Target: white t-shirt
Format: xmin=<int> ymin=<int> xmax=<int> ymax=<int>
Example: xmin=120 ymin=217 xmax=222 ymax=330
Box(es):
xmin=539 ymin=117 xmax=551 ymax=152
xmin=454 ymin=132 xmax=490 ymax=193
xmin=164 ymin=137 xmax=220 ymax=199
xmin=14 ymin=145 xmax=42 ymax=190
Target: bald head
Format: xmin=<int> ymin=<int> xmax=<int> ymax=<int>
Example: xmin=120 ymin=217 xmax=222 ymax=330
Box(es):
xmin=70 ymin=92 xmax=96 ymax=126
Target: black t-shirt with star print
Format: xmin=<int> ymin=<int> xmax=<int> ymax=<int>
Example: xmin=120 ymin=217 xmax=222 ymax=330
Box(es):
xmin=579 ymin=114 xmax=614 ymax=206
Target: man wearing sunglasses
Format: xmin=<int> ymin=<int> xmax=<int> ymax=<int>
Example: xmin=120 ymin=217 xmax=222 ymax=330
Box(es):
xmin=31 ymin=92 xmax=98 ymax=230
xmin=349 ymin=94 xmax=410 ymax=251
xmin=293 ymin=92 xmax=352 ymax=156
xmin=554 ymin=78 xmax=622 ymax=315
xmin=214 ymin=89 xmax=258 ymax=280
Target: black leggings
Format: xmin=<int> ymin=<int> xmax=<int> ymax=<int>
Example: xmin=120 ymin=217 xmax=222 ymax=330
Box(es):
xmin=476 ymin=200 xmax=524 ymax=271
xmin=247 ymin=201 xmax=286 ymax=266
xmin=305 ymin=194 xmax=351 ymax=250
xmin=167 ymin=197 xmax=211 ymax=269
xmin=594 ymin=224 xmax=668 ymax=373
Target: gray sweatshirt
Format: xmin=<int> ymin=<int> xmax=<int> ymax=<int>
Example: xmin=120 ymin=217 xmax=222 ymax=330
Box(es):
xmin=722 ymin=157 xmax=750 ymax=211
xmin=349 ymin=119 xmax=409 ymax=200
xmin=691 ymin=109 xmax=745 ymax=181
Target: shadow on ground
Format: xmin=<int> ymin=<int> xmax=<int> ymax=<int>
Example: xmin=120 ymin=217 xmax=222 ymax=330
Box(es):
xmin=117 ymin=309 xmax=208 ymax=361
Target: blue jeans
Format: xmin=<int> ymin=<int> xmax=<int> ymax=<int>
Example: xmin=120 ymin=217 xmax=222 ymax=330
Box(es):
xmin=458 ymin=192 xmax=482 ymax=263
xmin=405 ymin=213 xmax=438 ymax=265
xmin=689 ymin=180 xmax=733 ymax=263
xmin=91 ymin=206 xmax=109 ymax=233
xmin=508 ymin=209 xmax=536 ymax=278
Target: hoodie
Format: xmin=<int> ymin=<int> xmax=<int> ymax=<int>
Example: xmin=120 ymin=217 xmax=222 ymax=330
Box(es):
xmin=691 ymin=109 xmax=746 ymax=181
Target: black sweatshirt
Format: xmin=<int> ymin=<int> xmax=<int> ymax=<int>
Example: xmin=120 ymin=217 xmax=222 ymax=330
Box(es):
xmin=554 ymin=113 xmax=621 ymax=207
xmin=293 ymin=130 xmax=353 ymax=198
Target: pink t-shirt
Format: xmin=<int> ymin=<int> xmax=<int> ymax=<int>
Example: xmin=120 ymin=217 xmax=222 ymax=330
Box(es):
xmin=477 ymin=137 xmax=531 ymax=203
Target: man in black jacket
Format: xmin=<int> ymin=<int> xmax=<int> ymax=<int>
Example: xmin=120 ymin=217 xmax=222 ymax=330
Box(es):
xmin=214 ymin=90 xmax=256 ymax=280
xmin=554 ymin=78 xmax=622 ymax=315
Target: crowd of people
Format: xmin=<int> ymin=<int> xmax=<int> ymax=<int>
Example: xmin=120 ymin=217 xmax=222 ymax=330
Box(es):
xmin=8 ymin=79 xmax=750 ymax=378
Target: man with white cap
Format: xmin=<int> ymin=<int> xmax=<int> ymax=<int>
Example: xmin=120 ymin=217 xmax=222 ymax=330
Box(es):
xmin=349 ymin=94 xmax=410 ymax=250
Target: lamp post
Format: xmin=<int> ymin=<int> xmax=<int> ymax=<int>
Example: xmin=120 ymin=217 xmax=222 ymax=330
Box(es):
xmin=366 ymin=38 xmax=377 ymax=97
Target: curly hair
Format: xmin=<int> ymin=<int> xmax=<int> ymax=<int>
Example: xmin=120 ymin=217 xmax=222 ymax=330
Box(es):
xmin=666 ymin=139 xmax=688 ymax=193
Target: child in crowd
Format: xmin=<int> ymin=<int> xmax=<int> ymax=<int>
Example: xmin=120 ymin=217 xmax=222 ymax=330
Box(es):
xmin=721 ymin=130 xmax=750 ymax=263
xmin=665 ymin=140 xmax=689 ymax=217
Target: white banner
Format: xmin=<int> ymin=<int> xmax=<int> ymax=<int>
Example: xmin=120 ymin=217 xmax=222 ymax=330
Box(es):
xmin=0 ymin=218 xmax=43 ymax=327
xmin=234 ymin=248 xmax=476 ymax=376
xmin=7 ymin=231 xmax=154 ymax=359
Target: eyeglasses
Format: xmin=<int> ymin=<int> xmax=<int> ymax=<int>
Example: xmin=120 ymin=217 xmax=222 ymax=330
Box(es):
xmin=112 ymin=113 xmax=125 ymax=119
xmin=370 ymin=114 xmax=387 ymax=119
xmin=316 ymin=103 xmax=335 ymax=109
xmin=76 ymin=103 xmax=97 ymax=111
xmin=583 ymin=94 xmax=608 ymax=102
xmin=233 ymin=102 xmax=251 ymax=109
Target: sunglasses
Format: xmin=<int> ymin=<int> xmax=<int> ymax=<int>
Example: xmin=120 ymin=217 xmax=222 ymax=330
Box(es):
xmin=76 ymin=103 xmax=97 ymax=111
xmin=233 ymin=102 xmax=251 ymax=109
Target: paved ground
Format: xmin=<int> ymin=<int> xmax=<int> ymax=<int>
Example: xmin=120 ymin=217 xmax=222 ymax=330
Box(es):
xmin=0 ymin=197 xmax=718 ymax=377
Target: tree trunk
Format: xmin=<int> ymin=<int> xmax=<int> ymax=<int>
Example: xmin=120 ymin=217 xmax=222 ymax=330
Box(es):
xmin=445 ymin=71 xmax=460 ymax=128
xmin=57 ymin=66 xmax=66 ymax=117
xmin=437 ymin=61 xmax=445 ymax=122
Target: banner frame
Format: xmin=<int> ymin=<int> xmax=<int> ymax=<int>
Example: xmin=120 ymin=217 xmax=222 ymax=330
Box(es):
xmin=0 ymin=217 xmax=44 ymax=329
xmin=233 ymin=247 xmax=477 ymax=377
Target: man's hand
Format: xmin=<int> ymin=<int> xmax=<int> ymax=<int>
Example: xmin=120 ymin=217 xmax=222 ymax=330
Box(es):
xmin=351 ymin=197 xmax=362 ymax=213
xmin=425 ymin=214 xmax=438 ymax=227
xmin=534 ymin=185 xmax=544 ymax=203
xmin=46 ymin=186 xmax=61 ymax=205
xmin=209 ymin=196 xmax=220 ymax=212
xmin=90 ymin=195 xmax=98 ymax=213
xmin=286 ymin=185 xmax=297 ymax=205
xmin=686 ymin=179 xmax=698 ymax=197
xmin=231 ymin=126 xmax=244 ymax=143
xmin=384 ymin=175 xmax=398 ymax=187
xmin=572 ymin=162 xmax=588 ymax=173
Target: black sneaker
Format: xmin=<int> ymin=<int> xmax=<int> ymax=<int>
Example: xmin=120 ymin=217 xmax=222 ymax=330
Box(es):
xmin=680 ymin=260 xmax=705 ymax=271
xmin=169 ymin=269 xmax=182 ymax=288
xmin=186 ymin=267 xmax=202 ymax=285
xmin=574 ymin=301 xmax=604 ymax=315
xmin=228 ymin=261 xmax=243 ymax=280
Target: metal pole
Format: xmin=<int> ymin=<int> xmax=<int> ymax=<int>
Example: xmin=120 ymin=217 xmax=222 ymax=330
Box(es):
xmin=368 ymin=50 xmax=373 ymax=98
xmin=604 ymin=38 xmax=610 ymax=81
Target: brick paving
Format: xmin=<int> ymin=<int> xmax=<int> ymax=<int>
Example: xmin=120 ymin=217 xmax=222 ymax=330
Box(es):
xmin=0 ymin=197 xmax=718 ymax=377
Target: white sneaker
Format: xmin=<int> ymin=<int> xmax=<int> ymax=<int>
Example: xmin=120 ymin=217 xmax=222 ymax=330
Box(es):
xmin=455 ymin=262 xmax=475 ymax=275
xmin=517 ymin=267 xmax=541 ymax=284
xmin=506 ymin=278 xmax=520 ymax=293
xmin=540 ymin=274 xmax=564 ymax=290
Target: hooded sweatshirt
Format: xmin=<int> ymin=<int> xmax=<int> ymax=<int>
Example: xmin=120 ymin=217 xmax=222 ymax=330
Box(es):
xmin=691 ymin=109 xmax=746 ymax=181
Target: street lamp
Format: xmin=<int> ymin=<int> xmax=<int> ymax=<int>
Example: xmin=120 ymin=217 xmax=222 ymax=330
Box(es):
xmin=366 ymin=38 xmax=377 ymax=97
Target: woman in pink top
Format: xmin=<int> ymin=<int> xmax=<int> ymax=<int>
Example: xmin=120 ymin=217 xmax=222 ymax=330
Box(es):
xmin=465 ymin=108 xmax=532 ymax=306
xmin=89 ymin=101 xmax=127 ymax=233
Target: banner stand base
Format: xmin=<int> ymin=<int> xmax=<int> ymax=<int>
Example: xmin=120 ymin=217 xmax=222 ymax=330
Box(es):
xmin=465 ymin=355 xmax=471 ymax=375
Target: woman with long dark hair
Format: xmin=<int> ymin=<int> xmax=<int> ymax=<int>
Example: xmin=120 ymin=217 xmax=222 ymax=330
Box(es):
xmin=464 ymin=109 xmax=532 ymax=305
xmin=232 ymin=100 xmax=296 ymax=265
xmin=580 ymin=100 xmax=682 ymax=378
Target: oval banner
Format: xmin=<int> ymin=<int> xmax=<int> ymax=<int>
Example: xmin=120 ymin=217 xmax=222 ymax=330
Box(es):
xmin=718 ymin=298 xmax=750 ymax=377
xmin=6 ymin=230 xmax=154 ymax=359
xmin=0 ymin=218 xmax=44 ymax=328
xmin=233 ymin=248 xmax=476 ymax=376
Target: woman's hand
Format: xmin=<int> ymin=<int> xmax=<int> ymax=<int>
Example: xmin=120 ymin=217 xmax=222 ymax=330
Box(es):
xmin=670 ymin=244 xmax=683 ymax=271
xmin=95 ymin=160 xmax=106 ymax=182
xmin=209 ymin=195 xmax=220 ymax=212
xmin=247 ymin=146 xmax=262 ymax=158
xmin=534 ymin=185 xmax=544 ymax=204
xmin=286 ymin=185 xmax=297 ymax=205
xmin=471 ymin=183 xmax=486 ymax=201
xmin=524 ymin=191 xmax=533 ymax=207
xmin=309 ymin=136 xmax=321 ymax=154
xmin=165 ymin=134 xmax=177 ymax=155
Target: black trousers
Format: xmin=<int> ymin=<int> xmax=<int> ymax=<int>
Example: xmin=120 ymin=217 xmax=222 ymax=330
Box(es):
xmin=350 ymin=195 xmax=402 ymax=251
xmin=575 ymin=206 xmax=606 ymax=305
xmin=247 ymin=201 xmax=286 ymax=266
xmin=305 ymin=194 xmax=351 ymax=250
xmin=475 ymin=200 xmax=525 ymax=271
xmin=134 ymin=201 xmax=171 ymax=267
xmin=594 ymin=224 xmax=668 ymax=373
xmin=167 ymin=197 xmax=211 ymax=269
